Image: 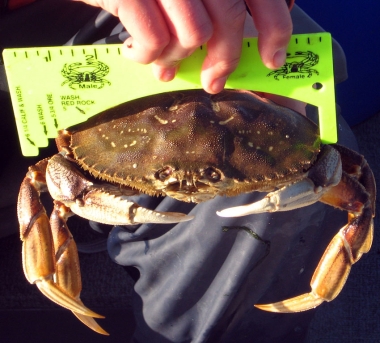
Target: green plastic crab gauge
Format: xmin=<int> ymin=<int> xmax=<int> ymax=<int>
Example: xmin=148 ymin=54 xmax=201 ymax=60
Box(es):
xmin=3 ymin=33 xmax=336 ymax=156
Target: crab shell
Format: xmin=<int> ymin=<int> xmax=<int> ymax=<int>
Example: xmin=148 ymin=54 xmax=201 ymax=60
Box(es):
xmin=64 ymin=89 xmax=320 ymax=202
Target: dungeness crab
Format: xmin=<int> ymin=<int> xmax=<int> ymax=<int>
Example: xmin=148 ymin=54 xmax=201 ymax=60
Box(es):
xmin=17 ymin=89 xmax=375 ymax=335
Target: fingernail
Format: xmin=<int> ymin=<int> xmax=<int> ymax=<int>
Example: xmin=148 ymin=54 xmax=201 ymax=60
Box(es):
xmin=125 ymin=38 xmax=133 ymax=48
xmin=209 ymin=76 xmax=227 ymax=94
xmin=152 ymin=65 xmax=177 ymax=82
xmin=122 ymin=39 xmax=134 ymax=58
xmin=160 ymin=68 xmax=176 ymax=82
xmin=272 ymin=49 xmax=287 ymax=69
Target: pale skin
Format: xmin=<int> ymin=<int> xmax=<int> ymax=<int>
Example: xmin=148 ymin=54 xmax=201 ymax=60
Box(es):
xmin=77 ymin=0 xmax=304 ymax=114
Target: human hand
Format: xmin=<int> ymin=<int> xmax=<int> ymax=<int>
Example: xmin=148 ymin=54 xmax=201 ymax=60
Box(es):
xmin=77 ymin=0 xmax=293 ymax=94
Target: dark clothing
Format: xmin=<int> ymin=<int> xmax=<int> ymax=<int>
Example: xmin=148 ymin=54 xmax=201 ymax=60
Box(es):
xmin=107 ymin=108 xmax=355 ymax=343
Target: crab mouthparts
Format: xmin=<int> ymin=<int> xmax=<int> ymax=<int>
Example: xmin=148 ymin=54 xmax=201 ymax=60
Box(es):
xmin=164 ymin=180 xmax=217 ymax=203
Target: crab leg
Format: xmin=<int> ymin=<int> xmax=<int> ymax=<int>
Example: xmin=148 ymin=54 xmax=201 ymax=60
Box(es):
xmin=49 ymin=201 xmax=109 ymax=335
xmin=17 ymin=159 xmax=107 ymax=334
xmin=17 ymin=153 xmax=193 ymax=334
xmin=255 ymin=147 xmax=375 ymax=312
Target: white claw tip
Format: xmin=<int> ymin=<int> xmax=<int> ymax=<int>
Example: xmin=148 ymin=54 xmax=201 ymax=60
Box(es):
xmin=216 ymin=210 xmax=228 ymax=217
xmin=216 ymin=208 xmax=243 ymax=218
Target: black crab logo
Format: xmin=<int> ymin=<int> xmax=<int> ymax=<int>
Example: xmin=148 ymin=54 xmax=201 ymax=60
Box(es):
xmin=61 ymin=55 xmax=111 ymax=90
xmin=267 ymin=51 xmax=319 ymax=80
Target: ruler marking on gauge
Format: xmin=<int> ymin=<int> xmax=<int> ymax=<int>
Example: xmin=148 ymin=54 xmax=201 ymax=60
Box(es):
xmin=3 ymin=33 xmax=336 ymax=156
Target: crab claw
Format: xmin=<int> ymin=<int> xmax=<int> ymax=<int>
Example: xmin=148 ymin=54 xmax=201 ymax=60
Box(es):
xmin=217 ymin=145 xmax=343 ymax=218
xmin=133 ymin=207 xmax=194 ymax=224
xmin=68 ymin=188 xmax=194 ymax=225
xmin=46 ymin=154 xmax=193 ymax=226
xmin=217 ymin=178 xmax=322 ymax=217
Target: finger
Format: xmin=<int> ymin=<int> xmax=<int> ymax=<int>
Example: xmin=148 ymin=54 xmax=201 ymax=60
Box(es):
xmin=201 ymin=0 xmax=247 ymax=93
xmin=152 ymin=0 xmax=213 ymax=81
xmin=115 ymin=0 xmax=171 ymax=64
xmin=246 ymin=0 xmax=293 ymax=69
xmin=77 ymin=0 xmax=170 ymax=64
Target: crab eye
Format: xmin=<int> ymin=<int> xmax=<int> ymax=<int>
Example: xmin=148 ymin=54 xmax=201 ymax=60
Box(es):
xmin=155 ymin=166 xmax=173 ymax=181
xmin=203 ymin=167 xmax=221 ymax=183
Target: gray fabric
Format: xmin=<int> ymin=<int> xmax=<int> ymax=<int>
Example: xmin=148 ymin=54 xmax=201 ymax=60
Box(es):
xmin=107 ymin=110 xmax=356 ymax=343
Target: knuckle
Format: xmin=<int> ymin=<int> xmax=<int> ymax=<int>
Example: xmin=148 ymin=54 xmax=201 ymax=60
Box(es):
xmin=273 ymin=19 xmax=293 ymax=38
xmin=215 ymin=56 xmax=241 ymax=75
xmin=223 ymin=0 xmax=247 ymax=28
xmin=144 ymin=32 xmax=171 ymax=51
xmin=261 ymin=15 xmax=293 ymax=41
xmin=131 ymin=35 xmax=170 ymax=64
xmin=184 ymin=21 xmax=213 ymax=48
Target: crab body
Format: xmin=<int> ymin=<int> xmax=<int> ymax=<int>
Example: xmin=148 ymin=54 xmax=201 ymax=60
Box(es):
xmin=17 ymin=90 xmax=375 ymax=335
xmin=66 ymin=90 xmax=320 ymax=202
